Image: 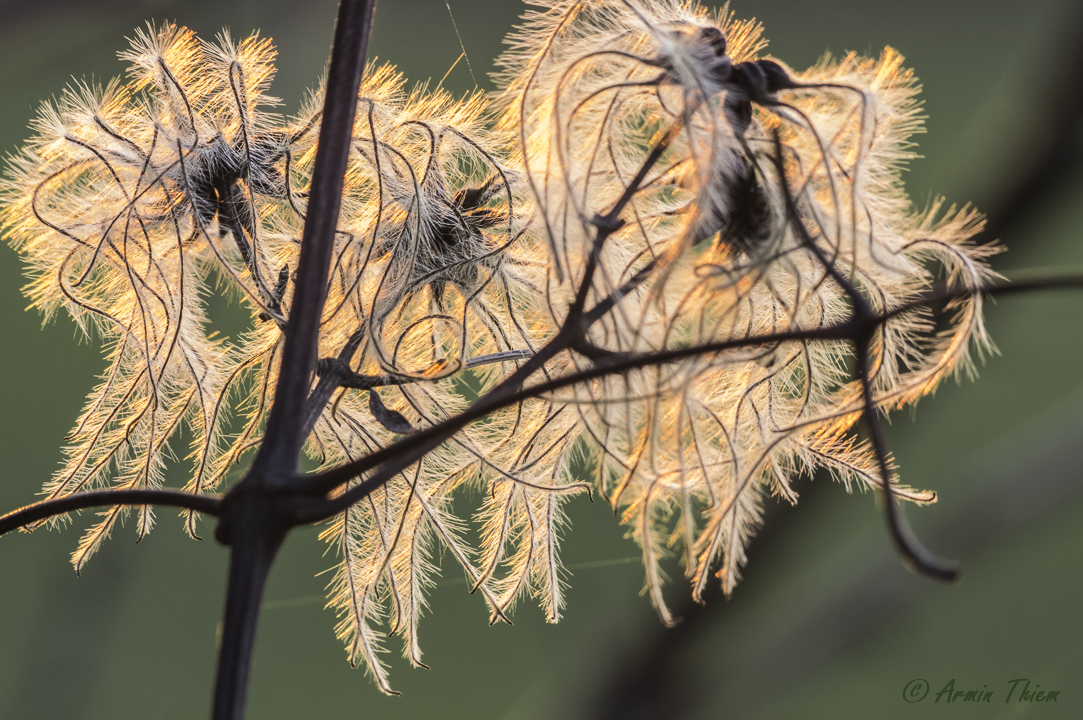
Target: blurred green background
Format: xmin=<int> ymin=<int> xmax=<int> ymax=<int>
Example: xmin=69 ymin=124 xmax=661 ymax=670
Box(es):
xmin=1 ymin=0 xmax=1082 ymax=718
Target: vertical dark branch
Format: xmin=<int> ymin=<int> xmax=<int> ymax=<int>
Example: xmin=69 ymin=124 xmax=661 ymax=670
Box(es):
xmin=211 ymin=497 xmax=287 ymax=720
xmin=249 ymin=0 xmax=377 ymax=481
xmin=209 ymin=1 xmax=378 ymax=718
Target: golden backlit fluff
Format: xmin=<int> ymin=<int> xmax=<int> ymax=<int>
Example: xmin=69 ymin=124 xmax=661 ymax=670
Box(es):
xmin=293 ymin=71 xmax=587 ymax=691
xmin=0 ymin=0 xmax=999 ymax=695
xmin=0 ymin=24 xmax=285 ymax=566
xmin=494 ymin=0 xmax=998 ymax=620
xmin=0 ymin=21 xmax=581 ymax=691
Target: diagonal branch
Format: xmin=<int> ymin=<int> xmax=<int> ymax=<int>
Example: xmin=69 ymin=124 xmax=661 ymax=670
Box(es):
xmin=294 ymin=323 xmax=849 ymax=519
xmin=290 ymin=124 xmax=685 ymax=500
xmin=298 ymin=253 xmax=1083 ymax=560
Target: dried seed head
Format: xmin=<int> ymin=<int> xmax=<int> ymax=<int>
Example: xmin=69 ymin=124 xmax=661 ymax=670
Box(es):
xmin=496 ymin=0 xmax=997 ymax=614
xmin=0 ymin=23 xmax=297 ymax=551
xmin=0 ymin=4 xmax=1003 ymax=694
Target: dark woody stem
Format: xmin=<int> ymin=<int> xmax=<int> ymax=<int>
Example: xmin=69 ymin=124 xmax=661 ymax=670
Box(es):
xmin=211 ymin=493 xmax=287 ymax=720
xmin=209 ymin=2 xmax=377 ymax=719
xmin=244 ymin=0 xmax=376 ymax=485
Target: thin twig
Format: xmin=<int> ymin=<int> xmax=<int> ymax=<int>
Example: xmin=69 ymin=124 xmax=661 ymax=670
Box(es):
xmin=855 ymin=342 xmax=959 ymax=581
xmin=301 ymin=328 xmax=367 ymax=440
xmin=0 ymin=489 xmax=221 ymax=537
xmin=316 ymin=349 xmax=536 ymax=391
xmin=882 ymin=271 xmax=1083 ymax=322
